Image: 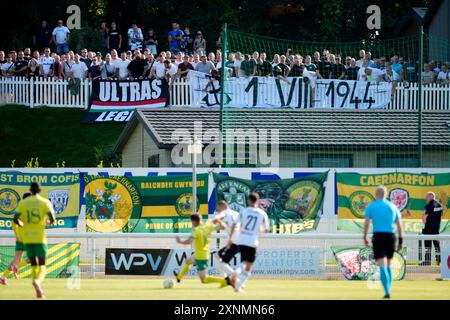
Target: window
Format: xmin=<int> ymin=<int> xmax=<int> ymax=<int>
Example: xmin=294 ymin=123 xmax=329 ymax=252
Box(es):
xmin=308 ymin=154 xmax=353 ymax=168
xmin=148 ymin=154 xmax=160 ymax=167
xmin=377 ymin=154 xmax=419 ymax=168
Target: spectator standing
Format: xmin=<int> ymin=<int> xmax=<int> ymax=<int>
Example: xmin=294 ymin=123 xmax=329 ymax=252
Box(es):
xmin=71 ymin=54 xmax=88 ymax=80
xmin=127 ymin=22 xmax=144 ymax=51
xmin=52 ymin=20 xmax=71 ymax=55
xmin=182 ymin=26 xmax=194 ymax=55
xmin=34 ymin=20 xmax=53 ymax=53
xmin=193 ymin=31 xmax=206 ymax=55
xmin=163 ymin=59 xmax=178 ymax=85
xmin=127 ymin=50 xmax=147 ymax=79
xmin=422 ymin=64 xmax=436 ymax=84
xmin=191 ymin=53 xmax=200 ymax=69
xmin=27 ymin=58 xmax=40 ymax=79
xmin=101 ymin=54 xmax=116 ymax=80
xmin=195 ymin=55 xmax=215 ymax=75
xmin=356 ymin=49 xmax=366 ymax=68
xmin=225 ymin=52 xmax=236 ymax=77
xmin=437 ymin=64 xmax=449 ymax=84
xmin=304 ymin=55 xmax=317 ymax=72
xmin=239 ymin=54 xmax=254 ymax=77
xmin=99 ymin=22 xmax=109 ymax=56
xmin=108 ymin=22 xmax=122 ymax=52
xmin=1 ymin=55 xmax=14 ymax=77
xmin=13 ymin=51 xmax=29 ymax=77
xmin=331 ymin=55 xmax=346 ymax=80
xmin=420 ymin=192 xmax=443 ymax=266
xmin=110 ymin=49 xmax=121 ymax=67
xmin=38 ymin=48 xmax=55 ymax=78
xmin=0 ymin=51 xmax=6 ymax=65
xmin=403 ymin=59 xmax=418 ymax=83
xmin=383 ymin=64 xmax=401 ymax=82
xmin=23 ymin=48 xmax=32 ymax=61
xmin=143 ymin=53 xmax=156 ymax=78
xmin=115 ymin=52 xmax=130 ymax=80
xmin=62 ymin=52 xmax=75 ymax=79
xmin=50 ymin=55 xmax=64 ymax=79
xmin=390 ymin=56 xmax=403 ymax=78
xmin=177 ymin=55 xmax=194 ymax=80
xmin=288 ymin=55 xmax=304 ymax=77
xmin=87 ymin=56 xmax=101 ymax=80
xmin=168 ymin=22 xmax=184 ymax=55
xmin=80 ymin=49 xmax=92 ymax=68
xmin=151 ymin=54 xmax=166 ymax=80
xmin=257 ymin=53 xmax=272 ymax=77
xmin=144 ymin=29 xmax=158 ymax=55
xmin=345 ymin=58 xmax=360 ymax=80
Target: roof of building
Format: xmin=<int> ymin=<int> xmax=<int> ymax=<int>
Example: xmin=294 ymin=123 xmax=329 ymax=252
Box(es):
xmin=394 ymin=7 xmax=428 ymax=35
xmin=114 ymin=108 xmax=450 ymax=152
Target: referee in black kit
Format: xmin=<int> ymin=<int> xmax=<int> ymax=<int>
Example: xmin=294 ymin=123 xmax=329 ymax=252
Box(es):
xmin=420 ymin=192 xmax=443 ymax=266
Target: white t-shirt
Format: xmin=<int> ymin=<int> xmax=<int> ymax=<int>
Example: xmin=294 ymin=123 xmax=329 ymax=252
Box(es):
xmin=359 ymin=67 xmax=384 ymax=81
xmin=383 ymin=70 xmax=401 ymax=82
xmin=437 ymin=71 xmax=450 ymax=81
xmin=52 ymin=26 xmax=70 ymax=44
xmin=1 ymin=62 xmax=13 ymax=75
xmin=71 ymin=62 xmax=88 ymax=79
xmin=38 ymin=56 xmax=55 ymax=75
xmin=152 ymin=61 xmax=166 ymax=78
xmin=234 ymin=58 xmax=244 ymax=77
xmin=166 ymin=64 xmax=178 ymax=78
xmin=115 ymin=60 xmax=130 ymax=79
xmin=236 ymin=206 xmax=270 ymax=248
xmin=214 ymin=208 xmax=240 ymax=243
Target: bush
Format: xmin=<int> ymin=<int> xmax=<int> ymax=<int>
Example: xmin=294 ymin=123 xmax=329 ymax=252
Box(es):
xmin=70 ymin=27 xmax=103 ymax=52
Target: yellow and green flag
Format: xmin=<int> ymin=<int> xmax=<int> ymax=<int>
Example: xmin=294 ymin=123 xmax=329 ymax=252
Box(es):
xmin=0 ymin=243 xmax=80 ymax=279
xmin=337 ymin=172 xmax=450 ymax=233
xmin=0 ymin=172 xmax=81 ymax=229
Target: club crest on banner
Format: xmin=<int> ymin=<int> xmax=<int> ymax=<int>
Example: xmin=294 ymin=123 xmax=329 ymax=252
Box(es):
xmin=349 ymin=191 xmax=375 ymax=218
xmin=389 ymin=188 xmax=409 ymax=211
xmin=216 ymin=180 xmax=251 ymax=213
xmin=175 ymin=193 xmax=199 ymax=217
xmin=48 ymin=189 xmax=70 ymax=214
xmin=0 ymin=188 xmax=21 ymax=215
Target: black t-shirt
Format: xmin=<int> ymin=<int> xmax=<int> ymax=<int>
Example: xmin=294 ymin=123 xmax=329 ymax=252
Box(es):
xmin=35 ymin=26 xmax=52 ymax=46
xmin=182 ymin=33 xmax=194 ymax=52
xmin=423 ymin=200 xmax=443 ymax=234
xmin=331 ymin=63 xmax=345 ymax=79
xmin=289 ymin=64 xmax=304 ymax=77
xmin=277 ymin=63 xmax=289 ymax=77
xmin=127 ymin=58 xmax=147 ymax=78
xmin=345 ymin=66 xmax=359 ymax=80
xmin=14 ymin=60 xmax=29 ymax=76
xmin=108 ymin=30 xmax=121 ymax=49
xmin=316 ymin=60 xmax=331 ymax=78
xmin=80 ymin=58 xmax=92 ymax=68
xmin=258 ymin=60 xmax=273 ymax=76
xmin=304 ymin=63 xmax=317 ymax=72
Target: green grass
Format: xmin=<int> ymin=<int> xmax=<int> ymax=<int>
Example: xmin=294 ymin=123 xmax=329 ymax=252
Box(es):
xmin=0 ymin=105 xmax=125 ymax=167
xmin=2 ymin=279 xmax=449 ymax=300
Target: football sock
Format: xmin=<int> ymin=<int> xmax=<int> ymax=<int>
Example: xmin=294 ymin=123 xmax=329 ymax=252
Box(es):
xmin=379 ymin=266 xmax=390 ymax=296
xmin=203 ymin=276 xmax=227 ymax=286
xmin=177 ymin=264 xmax=191 ymax=280
xmin=219 ymin=261 xmax=235 ymax=277
xmin=237 ymin=271 xmax=251 ymax=289
xmin=387 ymin=266 xmax=393 ymax=293
xmin=18 ymin=260 xmax=29 ymax=269
xmin=36 ymin=266 xmax=47 ymax=283
xmin=31 ymin=266 xmax=38 ymax=280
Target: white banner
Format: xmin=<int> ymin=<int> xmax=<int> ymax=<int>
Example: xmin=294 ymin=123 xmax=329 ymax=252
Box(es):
xmin=188 ymin=70 xmax=392 ymax=109
xmin=162 ymin=248 xmax=321 ymax=278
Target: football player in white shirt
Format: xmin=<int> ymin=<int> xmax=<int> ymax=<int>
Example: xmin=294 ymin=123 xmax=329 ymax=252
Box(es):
xmin=228 ymin=192 xmax=270 ymax=293
xmin=213 ymin=200 xmax=240 ymax=277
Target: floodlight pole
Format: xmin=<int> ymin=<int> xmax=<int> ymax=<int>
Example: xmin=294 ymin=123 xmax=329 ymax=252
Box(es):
xmin=219 ymin=23 xmax=228 ymax=168
xmin=418 ymin=25 xmax=424 ymax=168
xmin=190 ymin=137 xmax=202 ymax=214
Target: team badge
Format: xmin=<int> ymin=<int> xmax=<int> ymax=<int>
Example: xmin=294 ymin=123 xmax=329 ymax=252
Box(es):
xmin=48 ymin=189 xmax=70 ymax=214
xmin=175 ymin=193 xmax=199 ymax=217
xmin=284 ymin=181 xmax=321 ymax=220
xmin=389 ymin=188 xmax=409 ymax=211
xmin=84 ymin=177 xmax=141 ymax=233
xmin=0 ymin=188 xmax=20 ymax=215
xmin=349 ymin=191 xmax=375 ymax=218
xmin=216 ymin=180 xmax=251 ymax=213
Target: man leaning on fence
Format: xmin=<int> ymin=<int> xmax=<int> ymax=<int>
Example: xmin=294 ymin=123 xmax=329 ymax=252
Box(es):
xmin=419 ymin=192 xmax=443 ymax=266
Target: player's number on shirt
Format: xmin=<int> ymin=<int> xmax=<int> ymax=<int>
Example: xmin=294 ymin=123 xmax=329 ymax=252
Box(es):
xmin=244 ymin=215 xmax=258 ymax=232
xmin=26 ymin=209 xmax=41 ymax=224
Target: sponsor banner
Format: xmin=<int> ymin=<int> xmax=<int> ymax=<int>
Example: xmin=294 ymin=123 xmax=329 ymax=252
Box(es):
xmin=0 ymin=243 xmax=80 ymax=279
xmin=105 ymin=248 xmax=321 ymax=277
xmin=213 ymin=172 xmax=327 ymax=233
xmin=331 ymin=246 xmax=406 ymax=280
xmin=83 ymin=79 xmax=169 ymax=123
xmin=442 ymin=245 xmax=450 ymax=279
xmin=0 ymin=172 xmax=80 ymax=229
xmin=188 ymin=70 xmax=391 ymax=109
xmin=336 ymin=172 xmax=450 ymax=233
xmin=84 ymin=174 xmax=208 ymax=233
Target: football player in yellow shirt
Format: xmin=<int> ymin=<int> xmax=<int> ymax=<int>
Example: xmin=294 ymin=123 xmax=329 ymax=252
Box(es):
xmin=0 ymin=192 xmax=32 ymax=285
xmin=13 ymin=182 xmax=55 ymax=299
xmin=174 ymin=213 xmax=236 ymax=288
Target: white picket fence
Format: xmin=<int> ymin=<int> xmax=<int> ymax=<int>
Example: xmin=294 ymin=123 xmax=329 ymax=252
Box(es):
xmin=0 ymin=76 xmax=449 ymax=110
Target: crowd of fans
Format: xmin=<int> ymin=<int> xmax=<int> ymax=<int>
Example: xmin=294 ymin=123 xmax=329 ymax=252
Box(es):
xmin=1 ymin=19 xmax=449 ymax=86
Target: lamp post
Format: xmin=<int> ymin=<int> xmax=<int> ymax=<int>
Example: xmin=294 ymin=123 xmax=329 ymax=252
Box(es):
xmin=188 ymin=137 xmax=203 ymax=214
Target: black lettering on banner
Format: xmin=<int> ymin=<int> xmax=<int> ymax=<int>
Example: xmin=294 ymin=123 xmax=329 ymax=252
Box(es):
xmin=244 ymin=77 xmax=258 ymax=107
xmin=336 ymin=81 xmax=350 ymax=108
xmin=363 ymin=82 xmax=376 ymax=108
xmin=275 ymin=78 xmax=297 ymax=107
xmin=325 ymin=81 xmax=335 ymax=108
xmin=350 ymin=81 xmax=361 ymax=109
xmin=298 ymin=79 xmax=303 ymax=108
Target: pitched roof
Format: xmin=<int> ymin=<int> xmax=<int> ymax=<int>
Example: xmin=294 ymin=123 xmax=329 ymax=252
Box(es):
xmin=114 ymin=108 xmax=450 ymax=151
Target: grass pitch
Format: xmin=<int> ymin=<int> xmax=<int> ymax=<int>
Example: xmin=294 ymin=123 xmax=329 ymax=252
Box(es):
xmin=1 ymin=279 xmax=449 ymax=300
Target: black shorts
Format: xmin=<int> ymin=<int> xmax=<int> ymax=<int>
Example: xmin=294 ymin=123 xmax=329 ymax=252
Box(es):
xmin=238 ymin=245 xmax=257 ymax=263
xmin=217 ymin=244 xmax=239 ymax=264
xmin=372 ymin=232 xmax=396 ymax=260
